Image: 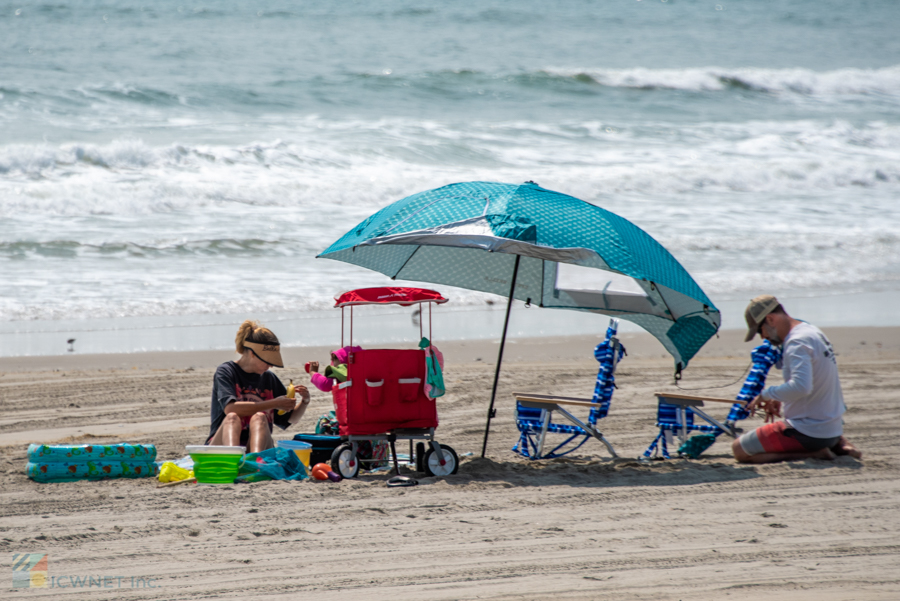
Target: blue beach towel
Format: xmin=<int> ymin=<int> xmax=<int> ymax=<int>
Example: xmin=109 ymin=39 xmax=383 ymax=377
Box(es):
xmin=235 ymin=447 xmax=309 ymax=483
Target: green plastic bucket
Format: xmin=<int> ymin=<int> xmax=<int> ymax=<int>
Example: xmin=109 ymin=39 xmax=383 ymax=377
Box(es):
xmin=186 ymin=445 xmax=245 ymax=484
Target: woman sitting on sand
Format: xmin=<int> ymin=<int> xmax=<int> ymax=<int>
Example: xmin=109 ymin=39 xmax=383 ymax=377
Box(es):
xmin=206 ymin=320 xmax=310 ymax=453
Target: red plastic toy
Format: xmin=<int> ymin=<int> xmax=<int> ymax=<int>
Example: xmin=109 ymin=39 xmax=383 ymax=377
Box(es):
xmin=311 ymin=462 xmax=342 ymax=482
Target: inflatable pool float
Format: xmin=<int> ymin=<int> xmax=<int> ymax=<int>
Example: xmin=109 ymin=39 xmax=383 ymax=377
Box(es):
xmin=26 ymin=443 xmax=159 ymax=483
xmin=27 ymin=460 xmax=158 ymax=483
xmin=28 ymin=443 xmax=157 ymax=463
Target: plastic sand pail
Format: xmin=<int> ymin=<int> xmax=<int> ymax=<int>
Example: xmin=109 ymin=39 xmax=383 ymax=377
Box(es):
xmin=275 ymin=440 xmax=312 ymax=469
xmin=186 ymin=445 xmax=245 ymax=484
xmin=292 ymin=434 xmax=342 ymax=465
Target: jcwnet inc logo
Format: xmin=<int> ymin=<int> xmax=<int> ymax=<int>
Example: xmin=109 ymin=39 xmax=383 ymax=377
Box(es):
xmin=12 ymin=553 xmax=48 ymax=588
xmin=11 ymin=552 xmax=159 ymax=590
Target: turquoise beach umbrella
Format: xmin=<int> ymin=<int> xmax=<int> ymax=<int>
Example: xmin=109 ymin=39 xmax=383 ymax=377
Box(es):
xmin=318 ymin=181 xmax=720 ymax=455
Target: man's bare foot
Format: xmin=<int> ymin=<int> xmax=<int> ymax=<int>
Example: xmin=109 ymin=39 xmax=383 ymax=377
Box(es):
xmin=811 ymin=447 xmax=836 ymax=460
xmin=832 ymin=436 xmax=863 ymax=459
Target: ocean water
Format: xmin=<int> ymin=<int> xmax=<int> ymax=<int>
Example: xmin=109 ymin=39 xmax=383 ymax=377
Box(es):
xmin=2 ymin=0 xmax=899 ymax=356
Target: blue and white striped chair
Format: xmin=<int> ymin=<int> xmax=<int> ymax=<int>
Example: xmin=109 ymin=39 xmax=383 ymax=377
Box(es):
xmin=724 ymin=340 xmax=783 ymax=427
xmin=512 ymin=319 xmax=625 ymax=460
xmin=643 ymin=340 xmax=782 ymax=459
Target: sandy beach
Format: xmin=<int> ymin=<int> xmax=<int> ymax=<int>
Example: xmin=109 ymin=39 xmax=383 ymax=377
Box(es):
xmin=1 ymin=327 xmax=898 ymax=600
xmin=4 ymin=0 xmax=899 ymax=598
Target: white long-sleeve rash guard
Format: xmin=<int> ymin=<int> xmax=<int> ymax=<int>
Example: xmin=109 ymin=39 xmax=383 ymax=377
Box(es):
xmin=760 ymin=322 xmax=846 ymax=439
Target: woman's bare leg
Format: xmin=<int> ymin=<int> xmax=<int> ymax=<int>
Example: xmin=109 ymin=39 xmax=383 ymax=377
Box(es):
xmin=247 ymin=412 xmax=275 ymax=453
xmin=208 ymin=413 xmax=242 ymax=446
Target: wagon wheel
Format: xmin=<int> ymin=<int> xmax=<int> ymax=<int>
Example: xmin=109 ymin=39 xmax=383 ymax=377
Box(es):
xmin=331 ymin=443 xmax=360 ymax=479
xmin=423 ymin=444 xmax=459 ymax=477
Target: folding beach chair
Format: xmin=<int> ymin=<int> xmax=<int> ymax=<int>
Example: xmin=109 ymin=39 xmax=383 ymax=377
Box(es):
xmin=512 ymin=319 xmax=625 ymax=460
xmin=643 ymin=340 xmax=782 ymax=459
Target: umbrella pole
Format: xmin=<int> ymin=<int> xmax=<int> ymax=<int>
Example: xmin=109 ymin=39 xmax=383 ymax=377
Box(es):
xmin=481 ymin=254 xmax=521 ymax=458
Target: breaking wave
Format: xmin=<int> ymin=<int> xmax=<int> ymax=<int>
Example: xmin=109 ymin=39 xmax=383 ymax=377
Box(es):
xmin=537 ymin=65 xmax=900 ymax=96
xmin=1 ymin=118 xmax=898 ymax=219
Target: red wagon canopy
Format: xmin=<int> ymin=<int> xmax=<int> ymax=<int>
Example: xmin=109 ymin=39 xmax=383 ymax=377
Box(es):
xmin=334 ymin=287 xmax=449 ymax=308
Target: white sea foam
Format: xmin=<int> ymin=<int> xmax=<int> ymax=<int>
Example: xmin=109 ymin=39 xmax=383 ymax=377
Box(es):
xmin=1 ymin=118 xmax=898 ymax=219
xmin=544 ymin=65 xmax=900 ymax=97
xmin=2 ymin=118 xmax=899 ymax=323
xmin=0 ymin=263 xmax=498 ymax=322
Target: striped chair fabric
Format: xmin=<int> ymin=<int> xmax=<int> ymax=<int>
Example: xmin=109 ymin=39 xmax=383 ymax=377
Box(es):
xmin=512 ymin=321 xmax=624 ymax=459
xmin=643 ymin=340 xmax=782 ymax=459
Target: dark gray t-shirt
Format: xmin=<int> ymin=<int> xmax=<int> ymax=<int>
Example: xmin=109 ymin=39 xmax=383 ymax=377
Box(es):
xmin=208 ymin=361 xmax=289 ymax=441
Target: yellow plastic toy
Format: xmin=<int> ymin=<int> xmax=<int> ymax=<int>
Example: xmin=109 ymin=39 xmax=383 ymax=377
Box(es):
xmin=158 ymin=461 xmax=194 ymax=483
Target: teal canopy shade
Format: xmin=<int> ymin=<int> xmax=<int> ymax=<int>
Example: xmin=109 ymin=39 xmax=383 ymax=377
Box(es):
xmin=319 ymin=181 xmax=719 ymax=369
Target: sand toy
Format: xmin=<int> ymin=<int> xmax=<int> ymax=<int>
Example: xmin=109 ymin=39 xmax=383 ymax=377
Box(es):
xmin=186 ymin=445 xmax=245 ymax=484
xmin=275 ymin=439 xmax=312 ymax=469
xmin=158 ymin=462 xmax=194 ymax=483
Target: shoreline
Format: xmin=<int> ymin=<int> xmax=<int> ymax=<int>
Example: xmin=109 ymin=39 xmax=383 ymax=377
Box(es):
xmin=3 ymin=289 xmax=900 ymax=360
xmin=2 ymin=325 xmax=898 ymax=373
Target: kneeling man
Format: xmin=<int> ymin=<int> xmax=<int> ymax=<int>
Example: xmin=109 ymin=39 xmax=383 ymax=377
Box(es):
xmin=733 ymin=295 xmax=861 ymax=464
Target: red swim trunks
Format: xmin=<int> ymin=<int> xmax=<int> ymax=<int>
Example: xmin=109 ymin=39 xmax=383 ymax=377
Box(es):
xmin=738 ymin=421 xmax=808 ymax=455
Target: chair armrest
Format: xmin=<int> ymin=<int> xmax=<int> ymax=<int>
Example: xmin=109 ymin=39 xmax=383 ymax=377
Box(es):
xmin=514 ymin=393 xmax=598 ymax=408
xmin=654 ymin=391 xmax=746 ymax=406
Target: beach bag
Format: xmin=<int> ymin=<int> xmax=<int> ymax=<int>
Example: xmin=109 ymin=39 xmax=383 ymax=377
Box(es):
xmin=235 ymin=447 xmax=308 ymax=482
xmin=315 ymin=410 xmax=340 ymax=435
xmin=677 ymin=434 xmax=717 ymax=459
